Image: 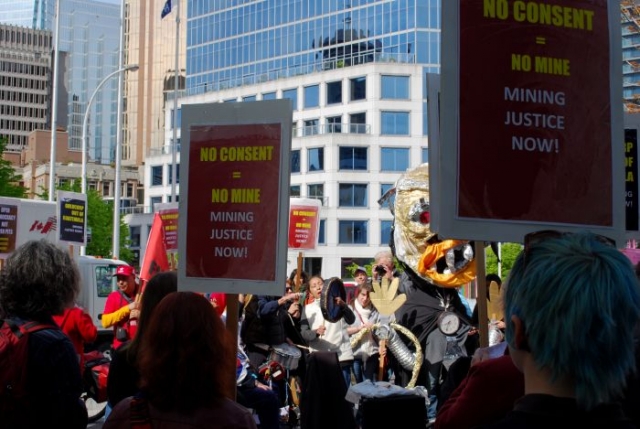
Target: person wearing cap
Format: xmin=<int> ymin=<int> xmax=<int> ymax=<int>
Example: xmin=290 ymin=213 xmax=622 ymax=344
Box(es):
xmin=354 ymin=266 xmax=369 ymax=287
xmin=102 ymin=264 xmax=140 ymax=349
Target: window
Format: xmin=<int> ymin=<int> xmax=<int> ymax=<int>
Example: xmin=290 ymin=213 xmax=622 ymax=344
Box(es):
xmin=350 ymin=76 xmax=366 ymax=101
xmin=350 ymin=112 xmax=366 ymax=134
xmin=339 ymin=147 xmax=367 ymax=170
xmin=95 ymin=266 xmax=115 ymax=298
xmin=327 ymin=115 xmax=341 ymax=133
xmin=168 ymin=164 xmax=180 ymax=184
xmin=170 ymin=108 xmax=182 ymax=129
xmin=130 ymin=226 xmax=141 ymax=247
xmin=283 ymin=88 xmax=298 ymax=110
xmin=304 ymin=119 xmax=319 ymax=136
xmin=304 ymin=85 xmax=319 ymax=108
xmin=380 ymin=220 xmax=393 ymax=245
xmin=243 ymin=95 xmax=256 ymax=102
xmin=290 ymin=185 xmax=301 ymax=197
xmin=381 ymin=112 xmax=410 ymax=135
xmin=326 ymin=81 xmax=342 ymax=105
xmin=380 ymin=183 xmax=396 ymax=208
xmin=318 ymin=219 xmax=326 ymax=245
xmin=262 ymin=92 xmax=276 ymax=100
xmin=339 ymin=184 xmax=368 ymax=207
xmin=150 ymin=196 xmax=162 ymax=211
xmin=339 ymin=220 xmax=368 ymax=244
xmin=102 ymin=182 xmax=111 ymax=197
xmin=422 ymin=147 xmax=429 ymax=163
xmin=291 ymin=149 xmax=301 ymax=173
xmin=381 ymin=148 xmax=410 ymax=171
xmin=151 ymin=166 xmax=163 ymax=186
xmin=308 ymin=183 xmax=324 ymax=204
xmin=308 ymin=148 xmax=324 ymax=171
xmin=381 ymin=75 xmax=410 ymax=99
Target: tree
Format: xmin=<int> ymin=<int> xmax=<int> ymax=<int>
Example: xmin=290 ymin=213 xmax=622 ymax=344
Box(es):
xmin=485 ymin=242 xmax=523 ymax=280
xmin=54 ymin=181 xmax=134 ymax=262
xmin=0 ymin=137 xmax=28 ymax=198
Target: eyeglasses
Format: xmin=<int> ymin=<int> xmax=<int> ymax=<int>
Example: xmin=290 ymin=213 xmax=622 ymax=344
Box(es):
xmin=523 ymin=229 xmax=616 ymax=269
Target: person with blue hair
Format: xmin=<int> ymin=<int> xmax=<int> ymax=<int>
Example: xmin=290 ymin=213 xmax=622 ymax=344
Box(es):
xmin=477 ymin=231 xmax=640 ymax=428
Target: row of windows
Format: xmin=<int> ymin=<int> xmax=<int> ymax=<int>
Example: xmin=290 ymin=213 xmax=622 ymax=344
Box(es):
xmin=291 ymin=145 xmax=428 ymax=174
xmin=0 ymin=104 xmax=46 ymax=119
xmin=0 ymin=29 xmax=51 ymax=47
xmin=0 ymin=119 xmax=42 ymax=132
xmin=289 ymin=182 xmax=396 ymax=208
xmin=314 ymin=219 xmax=393 ymax=245
xmin=0 ymin=90 xmax=47 ymax=104
xmin=0 ymin=61 xmax=48 ymax=76
xmin=0 ymin=75 xmax=47 ymax=90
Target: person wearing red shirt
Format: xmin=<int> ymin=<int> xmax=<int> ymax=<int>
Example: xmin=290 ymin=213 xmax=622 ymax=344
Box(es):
xmin=102 ymin=265 xmax=140 ymax=350
xmin=53 ymin=305 xmax=98 ymax=371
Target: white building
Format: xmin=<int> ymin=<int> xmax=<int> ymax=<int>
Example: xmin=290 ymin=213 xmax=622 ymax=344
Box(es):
xmin=141 ymin=61 xmax=431 ymax=279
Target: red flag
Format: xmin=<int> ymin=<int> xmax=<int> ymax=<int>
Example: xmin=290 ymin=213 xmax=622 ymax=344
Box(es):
xmin=139 ymin=212 xmax=170 ymax=285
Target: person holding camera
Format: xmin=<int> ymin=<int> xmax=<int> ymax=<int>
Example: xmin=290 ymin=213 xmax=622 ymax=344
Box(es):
xmin=102 ymin=265 xmax=140 ymax=350
xmin=372 ymin=250 xmax=397 ymax=282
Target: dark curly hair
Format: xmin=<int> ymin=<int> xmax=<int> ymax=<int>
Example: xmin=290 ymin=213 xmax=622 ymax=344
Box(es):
xmin=0 ymin=240 xmax=80 ymax=320
xmin=137 ymin=292 xmax=235 ymax=412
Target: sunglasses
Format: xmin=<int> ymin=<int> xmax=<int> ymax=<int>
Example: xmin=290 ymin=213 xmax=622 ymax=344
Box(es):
xmin=523 ymin=229 xmax=616 ymax=269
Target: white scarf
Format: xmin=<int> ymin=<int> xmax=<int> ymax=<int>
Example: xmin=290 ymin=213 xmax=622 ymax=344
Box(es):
xmin=353 ymin=299 xmax=376 ymax=360
xmin=354 ymin=299 xmax=372 ymax=323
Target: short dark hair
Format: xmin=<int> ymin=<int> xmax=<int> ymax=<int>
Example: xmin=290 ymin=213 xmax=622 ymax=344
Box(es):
xmin=0 ymin=240 xmax=79 ymax=320
xmin=138 ymin=292 xmax=235 ymax=412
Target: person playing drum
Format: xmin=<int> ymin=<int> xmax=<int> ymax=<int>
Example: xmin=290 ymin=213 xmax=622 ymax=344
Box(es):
xmin=300 ymin=275 xmax=356 ymax=388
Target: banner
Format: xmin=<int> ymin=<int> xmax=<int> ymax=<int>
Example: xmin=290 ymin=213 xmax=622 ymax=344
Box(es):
xmin=155 ymin=203 xmax=179 ymax=269
xmin=0 ymin=198 xmax=18 ymax=257
xmin=288 ymin=198 xmax=321 ymax=249
xmin=57 ymin=191 xmax=87 ymax=245
xmin=626 ymin=128 xmax=639 ymax=232
xmin=178 ymin=100 xmax=292 ymax=295
xmin=438 ymin=0 xmax=624 ymax=243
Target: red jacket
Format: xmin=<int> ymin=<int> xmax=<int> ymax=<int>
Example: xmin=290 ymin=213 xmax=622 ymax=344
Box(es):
xmin=53 ymin=306 xmax=98 ymax=370
xmin=103 ymin=290 xmax=138 ymax=349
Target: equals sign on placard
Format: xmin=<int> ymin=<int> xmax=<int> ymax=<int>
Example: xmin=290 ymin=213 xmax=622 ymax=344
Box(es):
xmin=232 ymin=171 xmax=242 ymax=179
xmin=536 ymin=36 xmax=546 ymax=45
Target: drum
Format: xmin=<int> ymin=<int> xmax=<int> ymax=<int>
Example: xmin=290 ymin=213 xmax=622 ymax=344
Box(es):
xmin=321 ymin=277 xmax=347 ymax=322
xmin=269 ymin=343 xmax=302 ymax=370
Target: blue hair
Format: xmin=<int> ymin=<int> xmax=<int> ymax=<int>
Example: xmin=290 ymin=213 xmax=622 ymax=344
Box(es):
xmin=505 ymin=232 xmax=640 ymax=409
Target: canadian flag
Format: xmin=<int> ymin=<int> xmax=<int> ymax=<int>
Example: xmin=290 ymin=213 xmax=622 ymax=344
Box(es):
xmin=139 ymin=212 xmax=170 ymax=287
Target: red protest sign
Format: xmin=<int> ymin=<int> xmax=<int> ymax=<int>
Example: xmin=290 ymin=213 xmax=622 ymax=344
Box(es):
xmin=288 ymin=198 xmax=320 ymax=249
xmin=184 ymin=124 xmax=281 ymax=281
xmin=457 ymin=0 xmax=612 ymax=226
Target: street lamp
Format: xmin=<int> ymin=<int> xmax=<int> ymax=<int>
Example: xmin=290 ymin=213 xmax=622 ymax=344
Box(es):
xmin=81 ymin=64 xmax=139 ymax=255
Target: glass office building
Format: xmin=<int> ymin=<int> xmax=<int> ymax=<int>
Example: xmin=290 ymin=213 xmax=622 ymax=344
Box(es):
xmin=623 ymin=1 xmax=640 ymax=112
xmin=0 ymin=0 xmax=53 ymax=29
xmin=57 ymin=0 xmax=120 ymax=164
xmin=0 ymin=0 xmax=121 ymax=165
xmin=185 ymin=0 xmax=440 ymax=95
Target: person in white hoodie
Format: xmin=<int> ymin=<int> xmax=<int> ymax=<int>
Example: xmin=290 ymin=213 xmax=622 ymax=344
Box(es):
xmin=300 ymin=275 xmax=356 ymax=388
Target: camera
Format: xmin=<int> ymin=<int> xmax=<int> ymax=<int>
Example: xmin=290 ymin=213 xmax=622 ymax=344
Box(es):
xmin=374 ymin=265 xmax=386 ymax=276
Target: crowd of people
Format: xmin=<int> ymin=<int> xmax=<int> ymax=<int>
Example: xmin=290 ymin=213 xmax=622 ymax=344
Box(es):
xmin=1 ymin=232 xmax=640 ymax=428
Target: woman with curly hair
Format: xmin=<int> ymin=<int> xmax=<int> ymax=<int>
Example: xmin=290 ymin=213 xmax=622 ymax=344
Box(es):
xmin=0 ymin=240 xmax=87 ymax=428
xmin=104 ymin=291 xmax=256 ymax=428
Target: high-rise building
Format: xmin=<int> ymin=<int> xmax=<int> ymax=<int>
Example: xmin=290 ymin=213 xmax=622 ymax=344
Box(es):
xmin=0 ymin=0 xmax=54 ymax=29
xmin=142 ymin=0 xmax=441 ymax=277
xmin=0 ymin=0 xmax=122 ymax=165
xmin=122 ymin=0 xmax=186 ymax=167
xmin=622 ymin=1 xmax=640 ymax=112
xmin=0 ymin=24 xmax=53 ymax=151
xmin=57 ymin=0 xmax=120 ymax=164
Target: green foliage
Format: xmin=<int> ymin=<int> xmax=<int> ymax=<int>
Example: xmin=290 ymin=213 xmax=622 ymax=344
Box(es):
xmin=0 ymin=137 xmax=27 ymax=198
xmin=56 ymin=181 xmax=133 ymax=262
xmin=485 ymin=242 xmax=523 ymax=280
